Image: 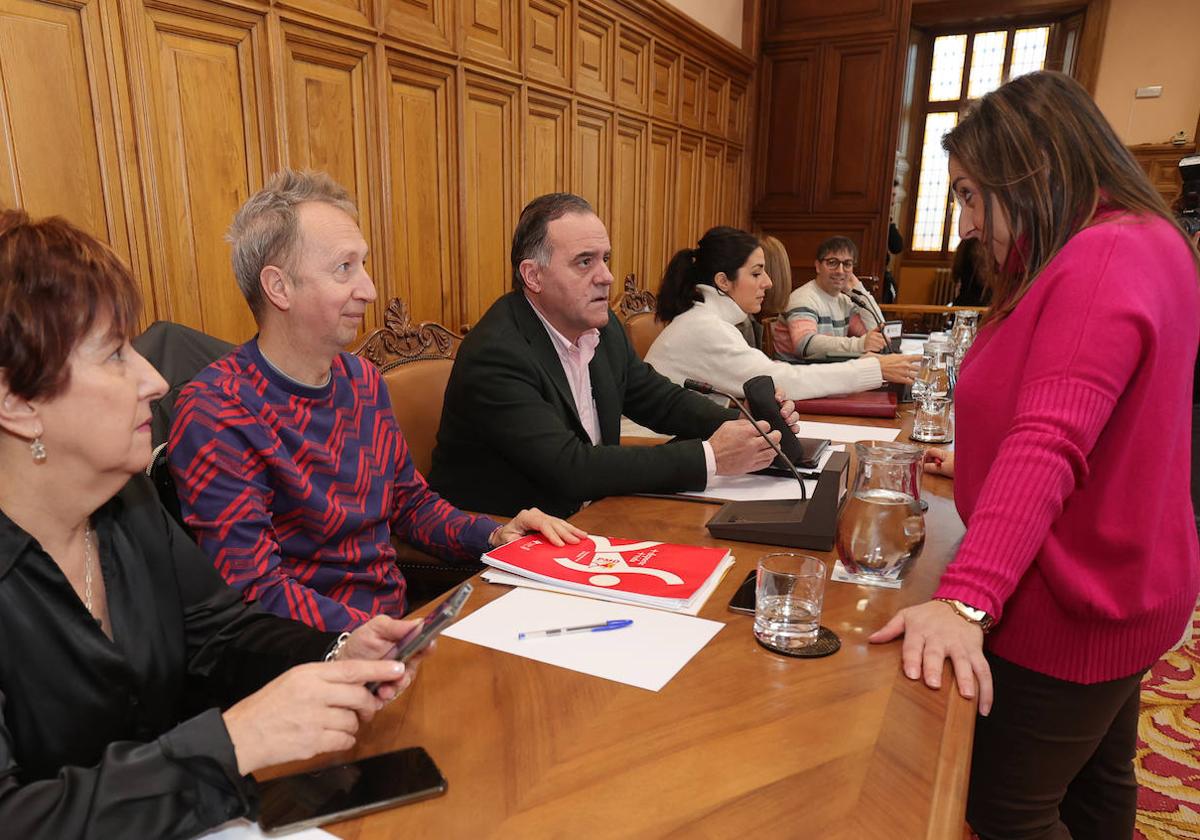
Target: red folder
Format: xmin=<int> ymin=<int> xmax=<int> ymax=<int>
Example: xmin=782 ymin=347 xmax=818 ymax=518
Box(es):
xmin=793 ymin=389 xmax=898 ymax=419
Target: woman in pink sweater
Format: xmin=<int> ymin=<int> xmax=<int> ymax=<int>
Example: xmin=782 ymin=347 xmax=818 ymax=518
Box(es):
xmin=870 ymin=72 xmax=1200 ymax=839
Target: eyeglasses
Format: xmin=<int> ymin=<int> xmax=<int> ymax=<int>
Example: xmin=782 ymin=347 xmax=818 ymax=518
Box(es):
xmin=821 ymin=258 xmax=855 ymax=271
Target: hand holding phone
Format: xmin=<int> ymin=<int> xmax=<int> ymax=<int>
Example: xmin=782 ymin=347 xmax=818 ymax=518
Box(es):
xmin=364 ymin=582 xmax=473 ymax=694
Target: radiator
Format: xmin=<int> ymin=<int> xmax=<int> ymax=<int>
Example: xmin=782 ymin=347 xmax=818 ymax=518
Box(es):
xmin=931 ymin=267 xmax=954 ymax=305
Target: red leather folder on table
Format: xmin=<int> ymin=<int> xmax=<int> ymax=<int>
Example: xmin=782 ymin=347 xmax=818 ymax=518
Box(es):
xmin=793 ymin=389 xmax=898 ymax=419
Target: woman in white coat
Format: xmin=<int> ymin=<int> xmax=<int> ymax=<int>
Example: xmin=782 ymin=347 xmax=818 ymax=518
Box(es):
xmin=644 ymin=226 xmax=917 ymax=400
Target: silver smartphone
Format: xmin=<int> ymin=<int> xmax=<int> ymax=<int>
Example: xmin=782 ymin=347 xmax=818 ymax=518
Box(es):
xmin=258 ymin=746 xmax=447 ymax=835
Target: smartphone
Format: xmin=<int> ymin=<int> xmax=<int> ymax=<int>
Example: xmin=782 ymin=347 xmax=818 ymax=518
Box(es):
xmin=727 ymin=570 xmax=757 ymax=615
xmin=365 ymin=582 xmax=472 ymax=694
xmin=258 ymin=746 xmax=447 ymax=835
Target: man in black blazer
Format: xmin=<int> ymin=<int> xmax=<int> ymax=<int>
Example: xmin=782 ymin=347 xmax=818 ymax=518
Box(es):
xmin=429 ymin=193 xmax=792 ymax=518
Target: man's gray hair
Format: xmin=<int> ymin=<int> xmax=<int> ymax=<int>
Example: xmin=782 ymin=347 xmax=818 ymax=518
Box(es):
xmin=227 ymin=169 xmax=358 ymax=318
xmin=510 ymin=193 xmax=595 ymax=291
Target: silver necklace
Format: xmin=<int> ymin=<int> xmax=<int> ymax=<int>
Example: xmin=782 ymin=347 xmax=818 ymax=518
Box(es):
xmin=82 ymin=525 xmax=96 ymax=619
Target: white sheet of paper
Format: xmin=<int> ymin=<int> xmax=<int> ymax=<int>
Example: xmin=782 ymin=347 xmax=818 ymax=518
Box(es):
xmin=829 ymin=558 xmax=903 ymax=589
xmin=899 ymin=338 xmax=926 ymax=356
xmin=197 ymin=820 xmax=337 ymax=840
xmin=443 ymin=588 xmax=724 ymax=692
xmin=480 ymin=553 xmax=734 ymax=616
xmin=678 ymin=445 xmax=844 ymax=502
xmin=619 ymin=416 xmax=671 ymax=440
xmin=795 ymin=420 xmax=900 ymax=443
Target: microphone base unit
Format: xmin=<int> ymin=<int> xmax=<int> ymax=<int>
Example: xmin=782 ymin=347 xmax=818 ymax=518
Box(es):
xmin=706 ymin=451 xmax=850 ymax=550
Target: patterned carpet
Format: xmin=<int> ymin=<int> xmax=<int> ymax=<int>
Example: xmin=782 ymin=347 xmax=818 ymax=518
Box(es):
xmin=1135 ymin=602 xmax=1200 ymax=840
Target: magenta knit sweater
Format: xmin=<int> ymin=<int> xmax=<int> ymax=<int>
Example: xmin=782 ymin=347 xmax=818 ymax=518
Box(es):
xmin=934 ymin=212 xmax=1200 ymax=683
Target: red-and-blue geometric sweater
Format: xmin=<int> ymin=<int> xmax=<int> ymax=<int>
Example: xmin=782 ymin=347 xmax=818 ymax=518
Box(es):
xmin=167 ymin=339 xmax=498 ymax=632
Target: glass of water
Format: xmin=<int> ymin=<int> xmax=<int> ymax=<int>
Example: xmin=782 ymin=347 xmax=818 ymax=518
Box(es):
xmin=911 ymin=395 xmax=954 ymax=443
xmin=754 ymin=554 xmax=826 ymax=652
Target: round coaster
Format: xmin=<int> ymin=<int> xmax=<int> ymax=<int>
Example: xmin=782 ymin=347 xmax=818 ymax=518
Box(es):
xmin=756 ymin=626 xmax=841 ymax=659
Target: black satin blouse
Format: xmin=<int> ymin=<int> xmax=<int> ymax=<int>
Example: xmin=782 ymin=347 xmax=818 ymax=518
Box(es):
xmin=0 ymin=476 xmax=337 ymax=838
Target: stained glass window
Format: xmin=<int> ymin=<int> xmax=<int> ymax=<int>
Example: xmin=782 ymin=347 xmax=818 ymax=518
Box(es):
xmin=912 ymin=112 xmax=958 ymax=251
xmin=967 ymin=31 xmax=1008 ymax=98
xmin=928 ymin=35 xmax=967 ymax=102
xmin=1010 ymin=27 xmax=1050 ymax=79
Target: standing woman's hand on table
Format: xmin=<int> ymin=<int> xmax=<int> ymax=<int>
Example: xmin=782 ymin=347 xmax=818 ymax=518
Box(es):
xmin=869 ymin=600 xmax=993 ymax=715
xmin=922 ymin=447 xmax=955 ymax=478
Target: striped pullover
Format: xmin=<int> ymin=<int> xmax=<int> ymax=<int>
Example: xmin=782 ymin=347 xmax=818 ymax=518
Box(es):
xmin=168 ymin=339 xmax=498 ymax=632
xmin=772 ymin=279 xmax=873 ymax=361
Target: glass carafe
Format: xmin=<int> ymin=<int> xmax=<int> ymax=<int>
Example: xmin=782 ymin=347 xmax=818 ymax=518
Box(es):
xmin=835 ymin=441 xmax=926 ymax=577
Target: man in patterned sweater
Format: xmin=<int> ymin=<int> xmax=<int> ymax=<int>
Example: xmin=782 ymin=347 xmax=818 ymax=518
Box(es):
xmin=168 ymin=170 xmax=580 ymax=632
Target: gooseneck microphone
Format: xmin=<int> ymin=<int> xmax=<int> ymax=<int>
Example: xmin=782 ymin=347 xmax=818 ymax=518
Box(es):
xmin=683 ymin=378 xmax=808 ymax=500
xmin=844 ymin=290 xmax=892 ymax=354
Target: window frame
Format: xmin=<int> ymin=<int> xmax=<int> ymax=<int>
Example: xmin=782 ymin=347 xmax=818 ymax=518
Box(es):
xmin=903 ymin=20 xmax=1066 ymax=261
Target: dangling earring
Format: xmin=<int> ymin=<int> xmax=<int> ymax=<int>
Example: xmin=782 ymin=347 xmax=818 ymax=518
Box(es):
xmin=30 ymin=436 xmax=46 ymax=463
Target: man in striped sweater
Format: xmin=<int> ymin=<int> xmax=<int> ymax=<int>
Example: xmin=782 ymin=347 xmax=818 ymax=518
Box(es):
xmin=168 ymin=171 xmax=580 ymax=632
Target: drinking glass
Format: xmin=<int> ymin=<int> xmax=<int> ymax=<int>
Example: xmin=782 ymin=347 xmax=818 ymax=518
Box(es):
xmin=911 ymin=395 xmax=954 ymax=443
xmin=754 ymin=554 xmax=826 ymax=652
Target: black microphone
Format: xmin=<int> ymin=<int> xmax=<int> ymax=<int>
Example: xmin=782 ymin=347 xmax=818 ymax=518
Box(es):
xmin=844 ymin=290 xmax=892 ymax=354
xmin=683 ymin=378 xmax=808 ymax=500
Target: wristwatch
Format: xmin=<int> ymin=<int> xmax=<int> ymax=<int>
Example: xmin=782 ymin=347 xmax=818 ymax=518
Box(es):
xmin=934 ymin=598 xmax=995 ymax=633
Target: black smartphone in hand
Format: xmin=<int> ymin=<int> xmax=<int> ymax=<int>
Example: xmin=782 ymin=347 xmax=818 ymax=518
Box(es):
xmin=365 ymin=581 xmax=472 ymax=694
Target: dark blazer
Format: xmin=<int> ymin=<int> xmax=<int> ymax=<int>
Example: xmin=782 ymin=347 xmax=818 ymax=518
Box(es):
xmin=430 ymin=292 xmax=737 ymax=517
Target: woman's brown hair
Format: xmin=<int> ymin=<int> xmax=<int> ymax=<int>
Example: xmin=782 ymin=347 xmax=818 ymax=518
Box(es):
xmin=0 ymin=209 xmax=141 ymax=400
xmin=759 ymin=234 xmax=792 ymax=317
xmin=943 ymin=70 xmax=1199 ymax=324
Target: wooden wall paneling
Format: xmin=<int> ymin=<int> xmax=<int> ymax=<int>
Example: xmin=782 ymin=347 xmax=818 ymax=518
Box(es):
xmin=572 ymin=100 xmax=612 ymax=226
xmin=131 ymin=1 xmax=271 ymax=343
xmin=649 ymin=39 xmax=678 ymax=122
xmin=611 ymin=114 xmax=646 ymax=289
xmin=384 ymin=0 xmax=455 ymax=54
xmin=460 ymin=0 xmax=520 ymax=73
xmin=723 ymin=144 xmax=744 ymax=229
xmin=812 ymin=37 xmax=893 ymax=213
xmin=523 ymin=86 xmax=571 ymax=203
xmin=727 ymin=79 xmax=746 ymax=144
xmin=1131 ymin=142 xmax=1194 ymax=206
xmin=679 ymin=56 xmax=703 ymax=130
xmin=0 ymin=0 xmax=136 ymax=268
xmin=460 ymin=71 xmax=519 ymax=327
xmin=645 ymin=123 xmax=676 ymax=288
xmin=275 ymin=0 xmax=372 ymax=37
xmin=754 ymin=48 xmax=819 ymax=212
xmin=674 ymin=130 xmax=701 ymax=246
xmin=704 ymin=69 xmax=727 ymax=136
xmin=384 ymin=53 xmax=458 ymax=326
xmin=615 ymin=19 xmax=649 ymax=113
xmin=700 ymin=137 xmax=723 ymax=233
xmin=771 ymin=216 xmax=874 ymax=283
xmin=524 ymin=0 xmax=570 ymax=88
xmin=764 ymin=0 xmax=899 ymax=40
xmin=575 ymin=2 xmax=613 ymax=102
xmin=277 ymin=23 xmax=379 ymax=328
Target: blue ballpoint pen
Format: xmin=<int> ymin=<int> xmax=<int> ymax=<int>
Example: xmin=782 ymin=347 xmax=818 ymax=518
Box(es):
xmin=518 ymin=619 xmax=633 ymax=640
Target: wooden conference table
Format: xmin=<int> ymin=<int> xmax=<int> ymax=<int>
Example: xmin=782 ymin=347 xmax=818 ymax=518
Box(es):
xmin=298 ymin=410 xmax=974 ymax=839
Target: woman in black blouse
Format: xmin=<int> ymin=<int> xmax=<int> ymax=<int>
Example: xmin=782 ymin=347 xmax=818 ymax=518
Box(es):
xmin=0 ymin=210 xmax=424 ymax=837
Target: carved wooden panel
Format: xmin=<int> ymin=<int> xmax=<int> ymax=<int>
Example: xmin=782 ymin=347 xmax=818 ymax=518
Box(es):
xmin=279 ymin=24 xmax=376 ymax=329
xmin=650 ymin=40 xmax=678 ymax=122
xmin=136 ymin=3 xmax=268 ymax=343
xmin=679 ymin=56 xmax=703 ymax=130
xmin=461 ymin=0 xmax=519 ymax=73
xmin=813 ymin=38 xmax=892 ymax=212
xmin=276 ymin=0 xmax=370 ymax=34
xmin=765 ymin=0 xmax=900 ymax=39
xmin=524 ymin=88 xmax=570 ymax=203
xmin=0 ymin=0 xmax=134 ymax=267
xmin=675 ymin=130 xmax=701 ymax=246
xmin=615 ymin=21 xmax=649 ymax=113
xmin=700 ymin=137 xmax=723 ymax=233
xmin=1131 ymin=143 xmax=1192 ymax=206
xmin=727 ymin=79 xmax=747 ymax=143
xmin=385 ymin=0 xmax=454 ymax=53
xmin=524 ymin=0 xmax=570 ymax=88
xmin=723 ymin=145 xmax=744 ymax=228
xmin=386 ymin=54 xmax=457 ymax=325
xmin=756 ymin=49 xmax=819 ymax=212
xmin=461 ymin=72 xmax=519 ymax=326
xmin=704 ymin=70 xmax=727 ymax=136
xmin=646 ymin=124 xmax=676 ymax=286
xmin=611 ymin=115 xmax=646 ymax=291
xmin=573 ymin=102 xmax=612 ymax=225
xmin=575 ymin=3 xmax=613 ymax=101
